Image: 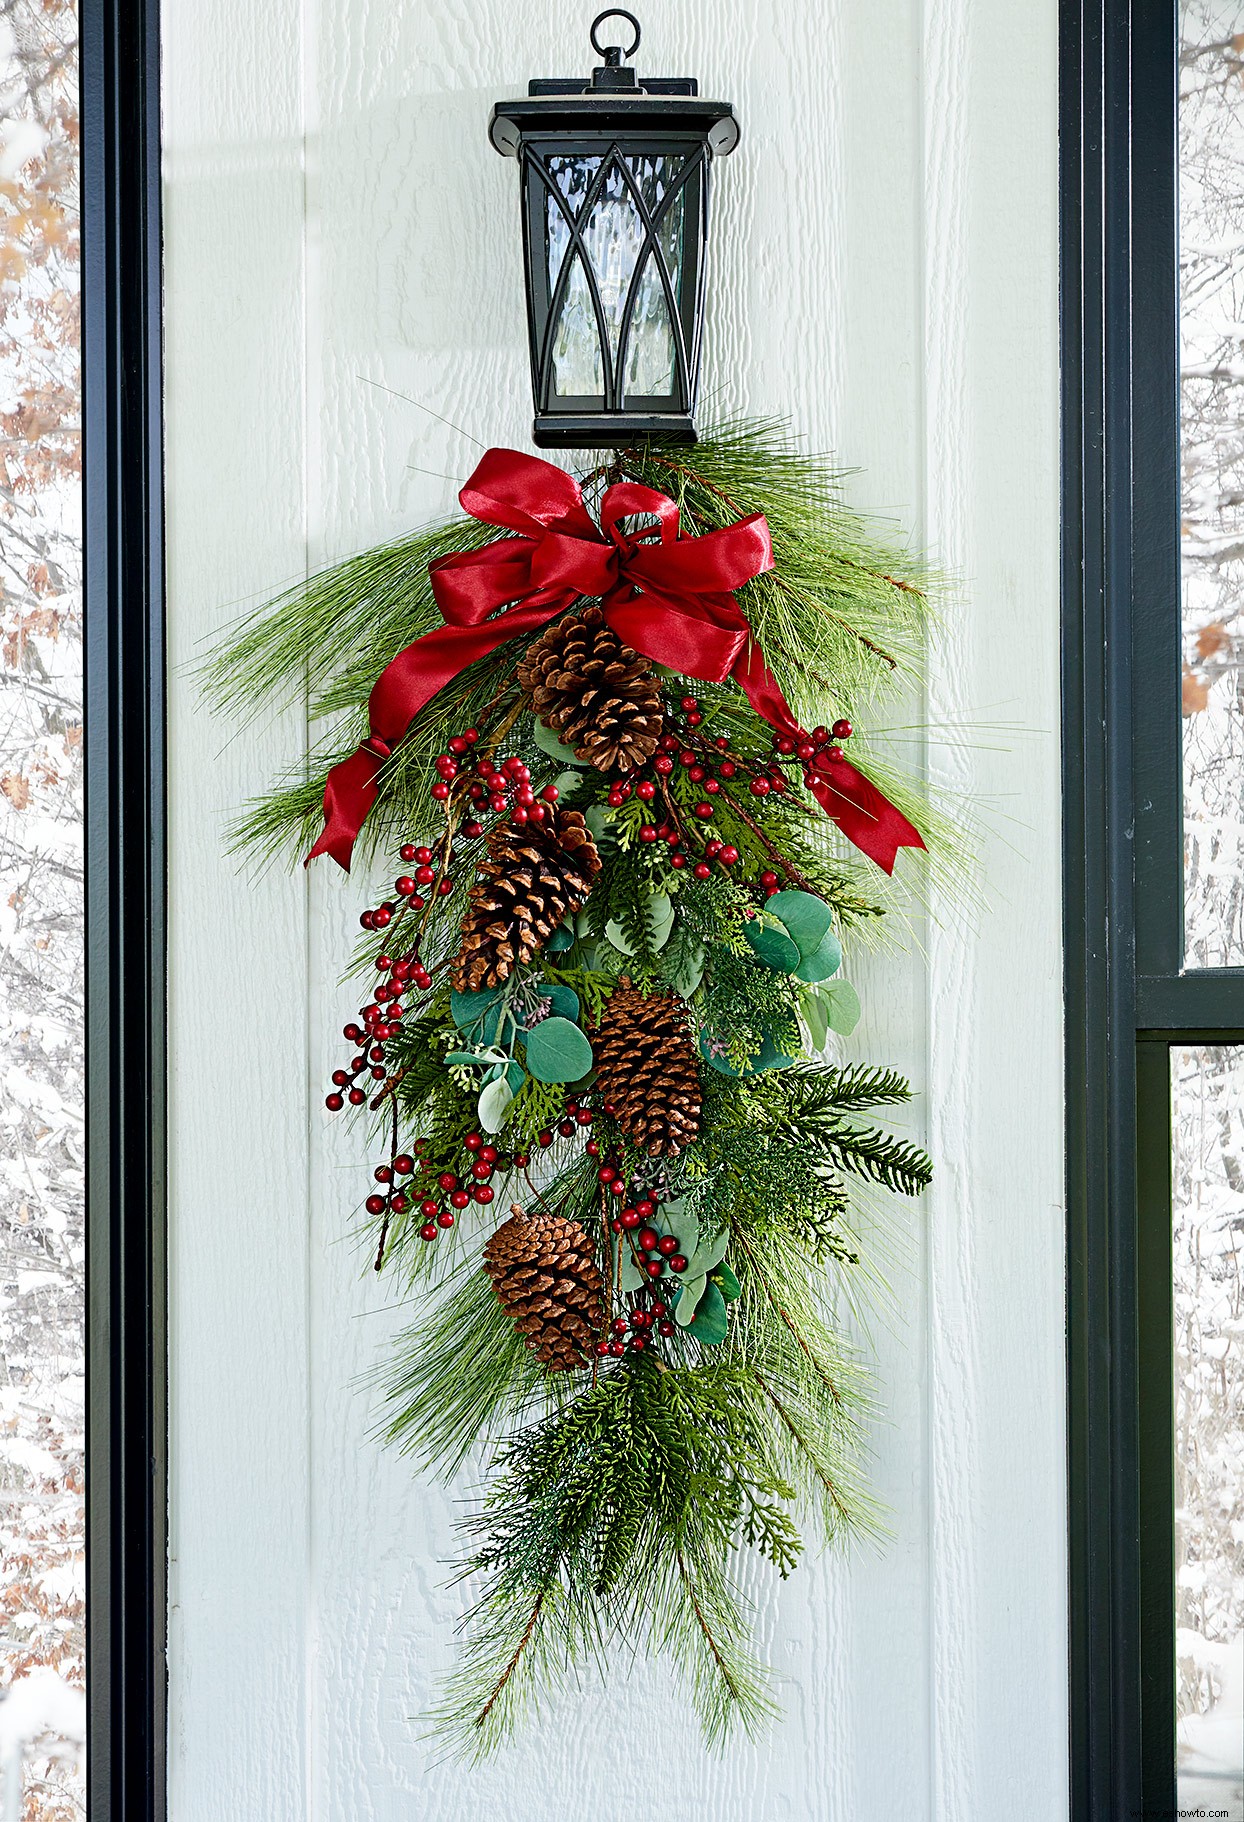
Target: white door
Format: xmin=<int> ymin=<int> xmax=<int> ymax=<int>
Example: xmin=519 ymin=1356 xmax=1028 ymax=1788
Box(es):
xmin=162 ymin=1 xmax=1065 ymax=1815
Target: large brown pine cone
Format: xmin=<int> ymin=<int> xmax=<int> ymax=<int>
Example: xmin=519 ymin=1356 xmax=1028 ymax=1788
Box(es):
xmin=516 ymin=603 xmax=664 ymax=772
xmin=451 ymin=808 xmax=600 ymax=992
xmin=592 ymin=980 xmax=702 ymax=1157
xmin=482 ymin=1203 xmax=604 ymax=1372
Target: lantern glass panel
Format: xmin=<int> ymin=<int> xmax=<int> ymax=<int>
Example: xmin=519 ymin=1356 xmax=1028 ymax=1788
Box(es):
xmin=544 ymin=151 xmax=686 ymax=404
xmin=527 ymin=140 xmax=704 ymax=421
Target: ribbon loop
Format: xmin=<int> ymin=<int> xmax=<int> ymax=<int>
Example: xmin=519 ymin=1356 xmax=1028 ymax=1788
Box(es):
xmin=305 ymin=447 xmax=924 ymax=876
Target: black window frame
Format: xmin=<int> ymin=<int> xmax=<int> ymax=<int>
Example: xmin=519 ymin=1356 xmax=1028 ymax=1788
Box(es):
xmin=1063 ymin=0 xmax=1244 ymax=1814
xmin=81 ymin=0 xmax=166 ymax=1816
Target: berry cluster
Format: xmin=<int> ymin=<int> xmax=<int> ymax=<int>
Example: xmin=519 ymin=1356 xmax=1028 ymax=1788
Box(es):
xmin=597 ymin=1296 xmax=675 ymax=1359
xmin=325 ymin=938 xmax=436 ymax=1112
xmin=771 ymin=716 xmax=854 ymax=777
xmin=441 ymin=738 xmax=560 ymax=836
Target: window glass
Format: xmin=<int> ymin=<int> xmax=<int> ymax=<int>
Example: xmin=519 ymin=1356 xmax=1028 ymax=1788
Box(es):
xmin=0 ymin=3 xmax=85 ymax=1814
xmin=1180 ymin=4 xmax=1244 ymax=966
xmin=1174 ymin=1044 xmax=1244 ymax=1818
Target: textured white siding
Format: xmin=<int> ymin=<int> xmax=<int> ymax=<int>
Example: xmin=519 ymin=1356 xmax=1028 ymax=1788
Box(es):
xmin=162 ymin=1 xmax=1065 ymax=1815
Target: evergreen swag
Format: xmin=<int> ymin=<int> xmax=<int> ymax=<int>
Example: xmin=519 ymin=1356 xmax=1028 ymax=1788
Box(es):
xmin=207 ymin=420 xmax=938 ymax=1757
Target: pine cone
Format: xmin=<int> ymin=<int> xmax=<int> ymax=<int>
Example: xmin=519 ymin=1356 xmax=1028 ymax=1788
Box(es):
xmin=483 ymin=1203 xmax=604 ymax=1372
xmin=517 ymin=603 xmax=664 ymax=772
xmin=451 ymin=808 xmax=600 ymax=992
xmin=592 ymin=980 xmax=702 ymax=1156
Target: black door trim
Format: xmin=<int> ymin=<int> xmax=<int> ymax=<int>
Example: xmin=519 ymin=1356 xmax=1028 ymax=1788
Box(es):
xmin=81 ymin=0 xmax=167 ymax=1814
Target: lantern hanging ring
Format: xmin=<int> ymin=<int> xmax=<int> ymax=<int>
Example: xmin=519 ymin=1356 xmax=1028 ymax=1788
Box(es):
xmin=590 ymin=9 xmax=641 ymax=63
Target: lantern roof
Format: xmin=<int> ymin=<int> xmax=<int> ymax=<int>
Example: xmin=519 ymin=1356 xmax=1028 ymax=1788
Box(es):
xmin=489 ymin=10 xmax=738 ymax=158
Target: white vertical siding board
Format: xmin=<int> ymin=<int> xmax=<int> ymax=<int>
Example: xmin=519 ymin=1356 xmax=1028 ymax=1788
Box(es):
xmin=162 ymin=0 xmax=310 ymax=1814
xmin=922 ymin=0 xmax=1067 ymax=1818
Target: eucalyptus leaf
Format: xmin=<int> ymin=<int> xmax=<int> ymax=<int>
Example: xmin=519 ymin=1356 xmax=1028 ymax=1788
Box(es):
xmin=802 ymin=986 xmax=829 ymax=1051
xmin=686 ymin=1226 xmax=729 ymax=1277
xmin=673 ymin=1275 xmax=707 ymax=1326
xmin=619 ymin=1246 xmax=646 ymax=1294
xmin=553 ymin=769 xmax=585 ymax=799
xmin=664 ymin=1205 xmax=700 ymax=1264
xmin=545 ymin=922 xmax=575 ymax=954
xmin=686 ymin=1282 xmax=730 ymax=1345
xmin=477 ymin=1074 xmax=514 ymax=1134
xmin=523 ymin=1016 xmax=594 ymax=1084
xmin=667 ymin=941 xmax=706 ymax=999
xmin=583 ymin=804 xmax=616 ymax=848
xmin=605 ymin=892 xmax=674 ymax=958
xmin=450 ymin=986 xmax=503 ymax=1033
xmin=711 ymin=1261 xmax=742 ymax=1302
xmin=533 ymin=720 xmax=583 ymax=764
xmin=534 ymin=984 xmax=579 ymax=1024
xmin=766 ymin=889 xmax=833 ymax=957
xmin=504 ymin=1059 xmax=526 ymax=1094
xmin=444 ymin=1049 xmax=490 ymax=1068
xmin=819 ymin=978 xmax=862 ymax=1035
xmin=793 ymin=926 xmax=843 ymax=983
xmin=743 ymin=919 xmax=801 ymax=973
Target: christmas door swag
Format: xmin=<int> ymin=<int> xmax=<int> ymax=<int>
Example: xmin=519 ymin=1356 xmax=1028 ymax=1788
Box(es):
xmin=209 ymin=422 xmax=938 ymax=1757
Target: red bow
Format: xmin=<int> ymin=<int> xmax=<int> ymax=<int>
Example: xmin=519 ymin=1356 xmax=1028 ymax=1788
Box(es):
xmin=307 ymin=448 xmax=924 ymax=875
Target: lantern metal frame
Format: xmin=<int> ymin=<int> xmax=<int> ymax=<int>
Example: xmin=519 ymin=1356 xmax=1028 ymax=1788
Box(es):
xmin=490 ymin=12 xmax=738 ymax=448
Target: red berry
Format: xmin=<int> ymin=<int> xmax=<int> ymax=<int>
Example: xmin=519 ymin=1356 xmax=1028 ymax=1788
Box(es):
xmin=693 ymin=802 xmax=714 ymax=820
xmin=331 ymin=1069 xmax=348 ymax=1087
xmin=431 ymin=782 xmax=451 ymax=800
xmin=693 ymin=862 xmax=711 ymax=880
xmin=395 ymin=876 xmax=416 ymax=896
xmin=680 ymin=695 xmax=698 ymax=712
xmin=359 ymin=911 xmax=374 ymax=930
xmin=609 ymin=1340 xmax=626 ymax=1357
xmin=464 ymin=819 xmax=484 ymax=838
xmin=420 ymin=1223 xmax=437 ymax=1242
xmin=639 ymin=1227 xmax=660 ymax=1252
xmin=514 ymin=1151 xmax=530 ymax=1167
xmin=348 ymin=1088 xmax=366 ymax=1105
xmin=471 ymin=1160 xmax=492 ymax=1181
xmin=657 ymin=1234 xmax=678 ymax=1256
xmin=658 ymin=1320 xmax=674 ymax=1337
xmin=825 ymin=745 xmax=844 ymax=762
xmin=463 ymin=727 xmax=479 ymax=743
xmin=639 ymin=825 xmax=658 ymax=843
xmin=654 ymin=756 xmax=674 ymax=776
xmin=438 ymin=878 xmax=453 ymax=896
xmin=596 ymin=1342 xmax=611 ymax=1358
xmin=750 ymin=777 xmax=771 ymax=797
xmin=620 ymin=1208 xmax=641 ymax=1229
xmin=689 ymin=765 xmax=706 ymax=783
xmin=365 ymin=1194 xmax=386 ymax=1216
xmin=610 ymin=1217 xmax=622 ymax=1233
xmin=612 ymin=1317 xmax=628 ymax=1336
xmin=599 ymin=1166 xmax=616 ymax=1184
xmin=610 ymin=1178 xmax=626 ymax=1196
xmin=760 ymin=870 xmax=778 ymax=887
xmin=637 ymin=779 xmax=656 ymax=800
xmin=474 ymin=1185 xmax=495 ymax=1204
xmin=719 ymin=760 xmax=737 ymax=779
xmin=812 ymin=725 xmax=829 ymax=745
xmin=399 ymin=844 xmax=417 ymax=862
xmin=650 ymin=1299 xmax=667 ymax=1317
xmin=391 ymin=1194 xmax=408 ymax=1213
xmin=479 ymin=1144 xmax=497 ymax=1163
xmin=670 ymin=853 xmax=686 ymax=869
xmin=636 ymin=1199 xmax=655 ymax=1217
xmin=558 ymin=1119 xmax=574 ymax=1137
xmin=576 ymin=1107 xmax=593 ymax=1125
xmin=646 ymin=1260 xmax=664 ymax=1279
xmin=438 ymin=1172 xmax=457 ymax=1191
xmin=325 ymin=1093 xmax=344 ymax=1111
xmin=585 ymin=1140 xmax=600 ymax=1156
xmin=719 ymin=845 xmax=740 ymax=866
xmin=631 ymin=1336 xmax=647 ymax=1352
xmin=450 ymin=1190 xmax=470 ymax=1209
xmin=538 ymin=1129 xmax=553 ymax=1147
xmin=540 ymin=784 xmax=559 ymax=802
xmin=669 ymin=1254 xmax=688 ymax=1273
xmin=374 ymin=1164 xmax=393 ymax=1183
xmin=437 ymin=1211 xmax=455 ymax=1229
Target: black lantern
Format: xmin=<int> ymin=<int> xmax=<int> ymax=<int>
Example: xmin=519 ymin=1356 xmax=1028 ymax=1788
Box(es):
xmin=489 ymin=10 xmax=738 ymax=449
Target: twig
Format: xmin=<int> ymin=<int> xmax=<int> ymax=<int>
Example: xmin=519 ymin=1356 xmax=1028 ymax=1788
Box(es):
xmin=472 ymin=1589 xmax=547 ymax=1730
xmin=674 ymin=1550 xmax=742 ymax=1702
xmin=753 ymin=1373 xmax=850 ymax=1523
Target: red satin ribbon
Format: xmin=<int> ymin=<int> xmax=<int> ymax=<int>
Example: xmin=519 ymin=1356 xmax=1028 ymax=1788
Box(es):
xmin=307 ymin=448 xmax=925 ymax=875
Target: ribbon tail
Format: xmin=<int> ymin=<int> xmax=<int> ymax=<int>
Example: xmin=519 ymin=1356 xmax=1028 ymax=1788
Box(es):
xmin=808 ymin=756 xmax=926 ymax=875
xmin=306 ymin=746 xmax=383 ymax=872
